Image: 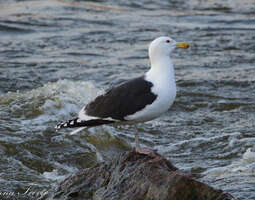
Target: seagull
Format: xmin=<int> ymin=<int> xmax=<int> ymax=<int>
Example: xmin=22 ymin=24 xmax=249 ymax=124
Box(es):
xmin=56 ymin=36 xmax=189 ymax=155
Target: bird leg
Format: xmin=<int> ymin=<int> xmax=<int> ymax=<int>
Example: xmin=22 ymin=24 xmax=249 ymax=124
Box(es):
xmin=134 ymin=125 xmax=140 ymax=151
xmin=134 ymin=125 xmax=158 ymax=157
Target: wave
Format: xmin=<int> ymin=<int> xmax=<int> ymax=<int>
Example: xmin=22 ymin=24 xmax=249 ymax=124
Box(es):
xmin=0 ymin=79 xmax=102 ymax=135
xmin=205 ymin=148 xmax=255 ymax=177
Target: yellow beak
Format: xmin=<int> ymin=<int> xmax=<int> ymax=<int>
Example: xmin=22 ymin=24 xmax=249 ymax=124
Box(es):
xmin=176 ymin=42 xmax=189 ymax=49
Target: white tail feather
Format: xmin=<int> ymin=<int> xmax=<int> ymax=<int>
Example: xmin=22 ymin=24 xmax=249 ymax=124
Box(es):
xmin=70 ymin=127 xmax=86 ymax=135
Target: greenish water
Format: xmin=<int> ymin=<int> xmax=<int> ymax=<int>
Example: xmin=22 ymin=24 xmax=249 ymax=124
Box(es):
xmin=0 ymin=0 xmax=255 ymax=199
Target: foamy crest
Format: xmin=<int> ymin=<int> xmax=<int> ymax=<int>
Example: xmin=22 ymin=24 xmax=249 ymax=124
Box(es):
xmin=205 ymin=148 xmax=255 ymax=177
xmin=42 ymin=169 xmax=67 ymax=182
xmin=1 ymin=79 xmax=102 ymax=133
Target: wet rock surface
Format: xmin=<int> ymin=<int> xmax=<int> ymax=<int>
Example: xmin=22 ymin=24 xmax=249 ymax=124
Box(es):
xmin=51 ymin=151 xmax=234 ymax=200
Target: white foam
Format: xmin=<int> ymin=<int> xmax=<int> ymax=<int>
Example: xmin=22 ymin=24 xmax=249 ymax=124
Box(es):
xmin=37 ymin=79 xmax=102 ymax=118
xmin=1 ymin=79 xmax=102 ymax=132
xmin=243 ymin=148 xmax=255 ymax=161
xmin=42 ymin=169 xmax=67 ymax=182
xmin=205 ymin=148 xmax=255 ymax=177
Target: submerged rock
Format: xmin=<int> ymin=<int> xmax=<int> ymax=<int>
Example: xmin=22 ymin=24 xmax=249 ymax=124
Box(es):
xmin=50 ymin=151 xmax=234 ymax=200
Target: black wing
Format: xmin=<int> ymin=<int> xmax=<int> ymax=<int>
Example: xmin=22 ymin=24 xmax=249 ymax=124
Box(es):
xmin=84 ymin=76 xmax=157 ymax=121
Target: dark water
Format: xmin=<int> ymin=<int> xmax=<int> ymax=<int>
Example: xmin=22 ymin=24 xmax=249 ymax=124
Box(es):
xmin=0 ymin=0 xmax=255 ymax=199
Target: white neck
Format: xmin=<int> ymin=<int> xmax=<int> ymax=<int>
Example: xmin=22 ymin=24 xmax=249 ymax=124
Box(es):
xmin=136 ymin=53 xmax=177 ymax=122
xmin=146 ymin=55 xmax=175 ymax=84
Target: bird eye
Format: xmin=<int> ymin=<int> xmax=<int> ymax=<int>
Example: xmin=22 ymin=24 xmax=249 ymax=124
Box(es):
xmin=166 ymin=40 xmax=170 ymax=43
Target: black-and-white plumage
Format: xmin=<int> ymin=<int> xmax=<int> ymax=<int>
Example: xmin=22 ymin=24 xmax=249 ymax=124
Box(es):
xmin=85 ymin=76 xmax=157 ymax=121
xmin=56 ymin=36 xmax=189 ymax=154
xmin=56 ymin=76 xmax=157 ymax=129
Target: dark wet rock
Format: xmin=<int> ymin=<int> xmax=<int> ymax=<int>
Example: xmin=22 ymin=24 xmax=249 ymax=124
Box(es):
xmin=50 ymin=151 xmax=234 ymax=200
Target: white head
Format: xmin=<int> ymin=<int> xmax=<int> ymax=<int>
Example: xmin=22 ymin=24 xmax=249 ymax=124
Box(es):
xmin=148 ymin=36 xmax=189 ymax=62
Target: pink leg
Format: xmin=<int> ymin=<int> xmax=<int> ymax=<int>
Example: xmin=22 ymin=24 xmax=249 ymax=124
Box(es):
xmin=134 ymin=125 xmax=158 ymax=157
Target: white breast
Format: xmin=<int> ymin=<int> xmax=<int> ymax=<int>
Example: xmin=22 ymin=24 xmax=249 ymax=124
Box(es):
xmin=125 ymin=63 xmax=176 ymax=122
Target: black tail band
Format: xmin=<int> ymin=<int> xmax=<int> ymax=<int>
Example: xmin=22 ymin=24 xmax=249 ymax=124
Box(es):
xmin=56 ymin=118 xmax=114 ymax=130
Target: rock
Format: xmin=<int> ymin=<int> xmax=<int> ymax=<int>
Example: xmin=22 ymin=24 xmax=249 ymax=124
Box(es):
xmin=50 ymin=151 xmax=235 ymax=200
